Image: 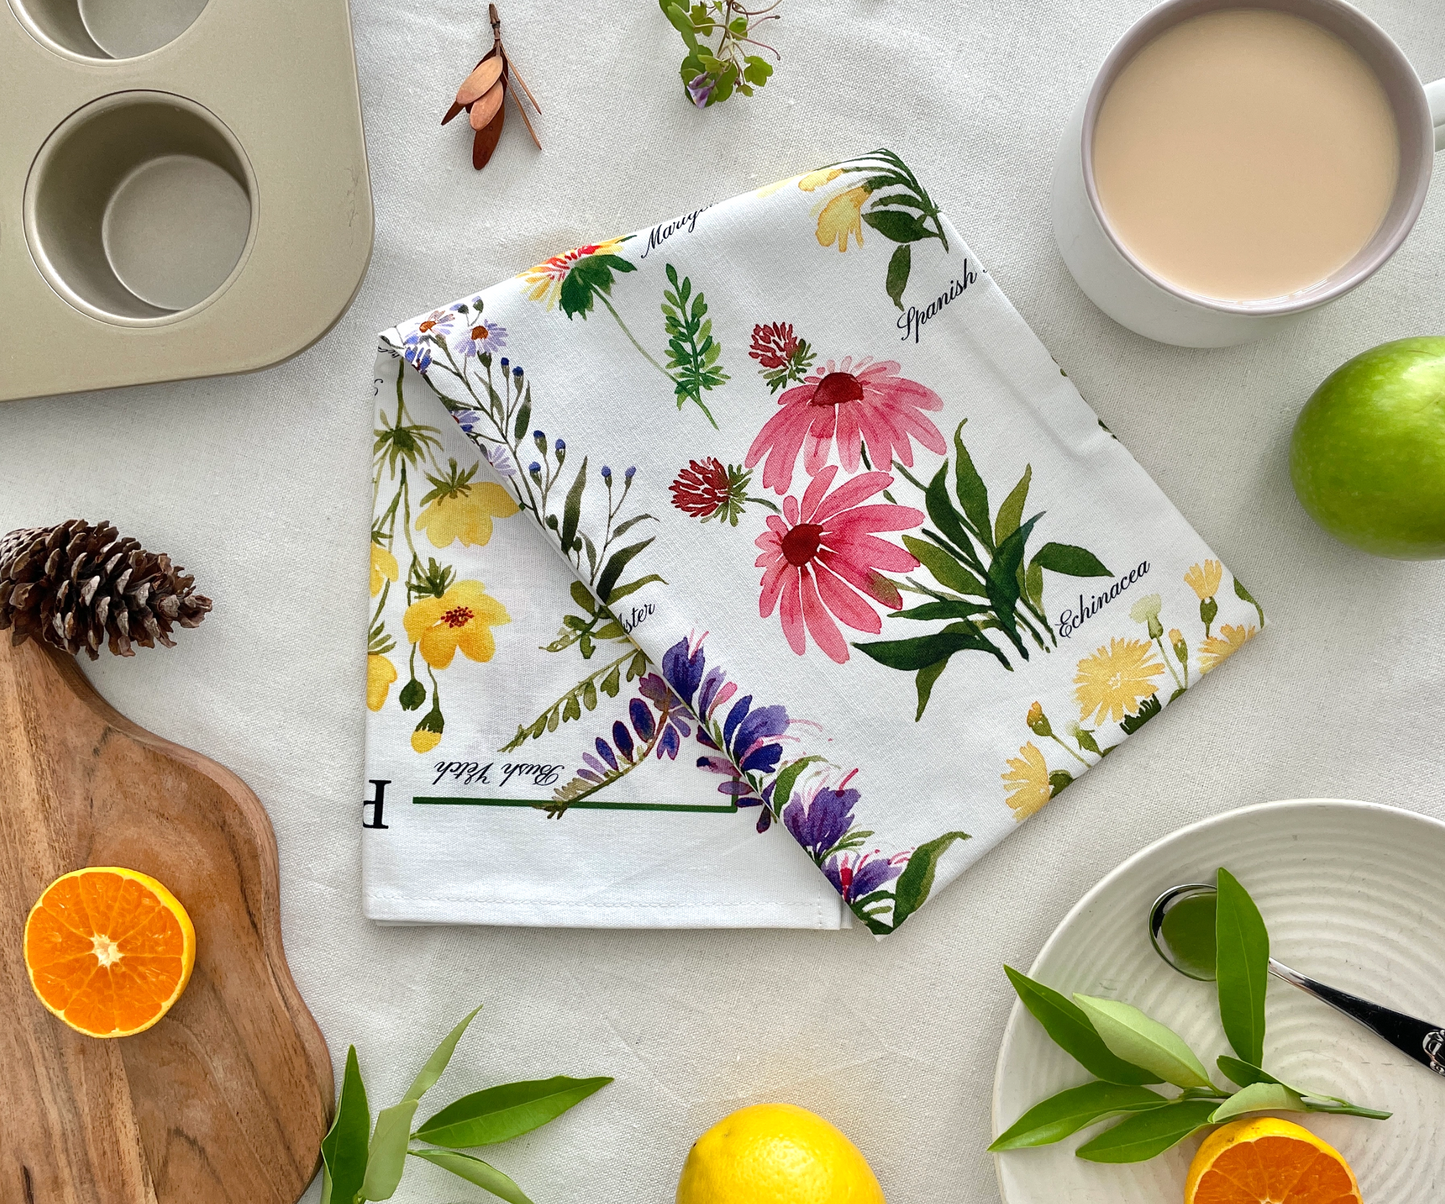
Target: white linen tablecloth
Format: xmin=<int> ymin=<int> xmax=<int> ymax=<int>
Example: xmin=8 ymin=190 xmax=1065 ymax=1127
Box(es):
xmin=1 ymin=1 xmax=1441 ymax=1199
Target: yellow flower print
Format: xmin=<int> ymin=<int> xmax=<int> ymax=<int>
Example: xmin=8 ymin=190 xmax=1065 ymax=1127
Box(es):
xmin=1184 ymin=559 xmax=1222 ymax=601
xmin=370 ymin=543 xmax=398 ymax=597
xmin=798 ymin=167 xmax=843 ymax=192
xmin=412 ymin=727 xmax=442 ymax=753
xmin=1199 ymin=624 xmax=1257 ymax=674
xmin=367 ymin=653 xmax=397 ymax=712
xmin=520 ymin=236 xmax=628 ymax=309
xmin=405 ymin=581 xmax=510 ymax=670
xmin=1074 ymin=637 xmax=1165 ymax=725
xmin=1003 ymin=742 xmax=1052 ymax=822
xmin=816 ymin=186 xmax=869 ymax=252
xmin=416 ymin=481 xmax=518 ymax=549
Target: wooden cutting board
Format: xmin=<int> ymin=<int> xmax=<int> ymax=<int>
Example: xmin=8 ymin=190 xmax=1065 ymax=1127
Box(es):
xmin=0 ymin=636 xmax=333 ymax=1204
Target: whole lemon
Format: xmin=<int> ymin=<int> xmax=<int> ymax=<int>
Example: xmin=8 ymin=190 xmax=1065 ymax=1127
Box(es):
xmin=675 ymin=1103 xmax=885 ymax=1204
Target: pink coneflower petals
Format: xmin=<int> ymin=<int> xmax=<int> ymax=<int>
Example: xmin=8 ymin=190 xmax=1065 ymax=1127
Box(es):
xmin=745 ymin=357 xmax=945 ymax=494
xmin=753 ymin=465 xmax=923 ymax=663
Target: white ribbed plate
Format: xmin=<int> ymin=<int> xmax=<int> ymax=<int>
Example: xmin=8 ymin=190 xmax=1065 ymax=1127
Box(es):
xmin=992 ymin=799 xmax=1445 ymax=1204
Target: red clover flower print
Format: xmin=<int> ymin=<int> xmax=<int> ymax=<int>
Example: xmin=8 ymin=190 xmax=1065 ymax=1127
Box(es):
xmin=670 ymin=457 xmax=736 ymax=520
xmin=748 ymin=321 xmax=817 ymax=393
xmin=750 ymin=322 xmax=797 ymax=370
xmin=669 ymin=457 xmax=776 ymax=527
xmin=754 ymin=465 xmax=924 ymax=663
xmin=745 ymin=356 xmax=946 ymax=494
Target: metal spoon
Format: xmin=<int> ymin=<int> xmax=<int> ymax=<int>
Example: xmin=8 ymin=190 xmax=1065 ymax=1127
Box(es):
xmin=1150 ymin=883 xmax=1445 ymax=1078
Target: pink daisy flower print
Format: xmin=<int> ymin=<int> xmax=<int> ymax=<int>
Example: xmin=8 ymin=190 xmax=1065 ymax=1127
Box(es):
xmin=744 ymin=356 xmax=946 ymax=494
xmin=754 ymin=465 xmax=924 ymax=663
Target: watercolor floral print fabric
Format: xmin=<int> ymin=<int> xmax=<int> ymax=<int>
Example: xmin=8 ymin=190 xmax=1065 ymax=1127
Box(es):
xmin=362 ymin=350 xmax=849 ymax=928
xmin=380 ymin=149 xmax=1263 ymax=935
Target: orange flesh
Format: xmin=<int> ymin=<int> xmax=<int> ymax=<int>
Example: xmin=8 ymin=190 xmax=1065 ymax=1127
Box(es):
xmin=25 ymin=870 xmax=191 ymax=1037
xmin=1193 ymin=1134 xmax=1361 ymax=1204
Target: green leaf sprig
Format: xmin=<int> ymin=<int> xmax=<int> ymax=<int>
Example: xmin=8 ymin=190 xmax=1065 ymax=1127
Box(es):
xmin=320 ymin=1007 xmax=612 ymax=1204
xmin=992 ymin=867 xmax=1388 ymax=1163
xmin=854 ymin=418 xmax=1113 ymax=719
xmin=660 ymin=1 xmax=780 ymax=108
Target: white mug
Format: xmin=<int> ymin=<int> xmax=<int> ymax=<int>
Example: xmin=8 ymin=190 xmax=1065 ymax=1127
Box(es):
xmin=1052 ymin=0 xmax=1445 ymax=348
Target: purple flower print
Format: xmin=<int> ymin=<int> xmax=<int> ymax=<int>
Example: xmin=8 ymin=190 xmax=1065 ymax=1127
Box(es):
xmin=783 ymin=782 xmax=860 ymax=861
xmin=661 ymin=637 xmax=708 ymax=711
xmin=652 ymin=635 xmax=792 ymax=832
xmin=824 ymin=851 xmax=903 ymax=904
xmin=414 ymin=308 xmax=458 ymax=337
xmin=638 ymin=673 xmax=693 ymax=759
xmin=483 ymin=444 xmax=516 ymax=477
xmin=453 ymin=319 xmax=508 ymax=358
xmin=401 ymin=330 xmax=433 ymax=372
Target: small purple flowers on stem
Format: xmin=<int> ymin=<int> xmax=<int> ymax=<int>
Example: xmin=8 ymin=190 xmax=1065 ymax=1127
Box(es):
xmin=686 ymin=73 xmax=715 ymax=107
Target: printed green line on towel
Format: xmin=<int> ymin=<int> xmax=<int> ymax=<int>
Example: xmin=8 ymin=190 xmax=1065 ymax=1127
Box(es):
xmin=412 ymin=796 xmax=740 ymax=813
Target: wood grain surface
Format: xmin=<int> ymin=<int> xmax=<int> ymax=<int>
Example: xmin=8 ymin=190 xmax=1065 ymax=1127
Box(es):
xmin=0 ymin=637 xmax=333 ymax=1204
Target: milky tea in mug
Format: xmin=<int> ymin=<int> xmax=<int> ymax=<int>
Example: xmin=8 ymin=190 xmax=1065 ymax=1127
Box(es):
xmin=1091 ymin=6 xmax=1399 ymax=303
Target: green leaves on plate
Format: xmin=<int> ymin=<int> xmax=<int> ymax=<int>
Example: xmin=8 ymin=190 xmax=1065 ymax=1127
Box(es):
xmin=1074 ymin=1098 xmax=1221 ymax=1163
xmin=1217 ymin=1057 xmax=1391 ymax=1121
xmin=316 ymin=1007 xmax=610 ymax=1204
xmin=1004 ymin=967 xmax=1160 ymax=1085
xmin=997 ymin=866 xmax=1393 ymax=1169
xmin=415 ymin=1076 xmax=614 ymax=1149
xmin=1209 ymin=1081 xmax=1306 ymax=1124
xmin=1072 ymin=995 xmax=1214 ymax=1090
xmin=1215 ymin=867 xmax=1270 ymax=1067
xmin=989 ymin=1081 xmax=1168 ymax=1150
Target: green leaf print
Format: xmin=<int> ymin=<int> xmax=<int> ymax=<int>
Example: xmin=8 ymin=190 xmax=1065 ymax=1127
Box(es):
xmin=661 ymin=263 xmax=728 ymax=427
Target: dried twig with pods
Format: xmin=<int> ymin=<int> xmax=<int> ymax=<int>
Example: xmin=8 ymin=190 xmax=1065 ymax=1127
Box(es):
xmin=443 ymin=3 xmax=541 ymax=169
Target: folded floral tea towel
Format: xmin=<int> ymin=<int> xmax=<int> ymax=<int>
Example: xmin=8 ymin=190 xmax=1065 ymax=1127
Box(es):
xmin=380 ymin=149 xmax=1265 ymax=935
xmin=363 ymin=353 xmax=849 ymax=927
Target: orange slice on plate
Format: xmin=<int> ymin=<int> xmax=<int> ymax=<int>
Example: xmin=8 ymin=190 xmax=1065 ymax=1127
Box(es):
xmin=24 ymin=866 xmax=196 ymax=1038
xmin=1186 ymin=1116 xmax=1362 ymax=1204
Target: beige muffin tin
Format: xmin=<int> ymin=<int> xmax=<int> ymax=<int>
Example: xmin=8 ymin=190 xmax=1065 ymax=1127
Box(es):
xmin=1 ymin=0 xmax=373 ymax=402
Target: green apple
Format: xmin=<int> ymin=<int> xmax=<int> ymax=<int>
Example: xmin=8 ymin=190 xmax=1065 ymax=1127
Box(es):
xmin=1289 ymin=336 xmax=1445 ymax=559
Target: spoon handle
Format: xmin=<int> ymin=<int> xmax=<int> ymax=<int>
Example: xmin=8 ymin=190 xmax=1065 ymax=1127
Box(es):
xmin=1269 ymin=957 xmax=1445 ymax=1077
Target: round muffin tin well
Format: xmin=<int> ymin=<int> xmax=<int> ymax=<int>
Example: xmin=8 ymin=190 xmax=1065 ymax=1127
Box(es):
xmin=25 ymin=92 xmax=255 ymax=324
xmin=0 ymin=0 xmax=373 ymax=401
xmin=9 ymin=0 xmax=210 ymax=59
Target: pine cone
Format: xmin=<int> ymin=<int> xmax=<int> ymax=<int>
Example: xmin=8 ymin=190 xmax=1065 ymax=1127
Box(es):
xmin=0 ymin=520 xmax=212 ymax=660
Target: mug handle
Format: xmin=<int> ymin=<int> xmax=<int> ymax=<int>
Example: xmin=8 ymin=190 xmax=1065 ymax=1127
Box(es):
xmin=1428 ymin=77 xmax=1445 ymax=152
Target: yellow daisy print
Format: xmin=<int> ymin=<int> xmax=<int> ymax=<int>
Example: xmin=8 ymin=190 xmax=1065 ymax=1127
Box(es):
xmin=416 ymin=481 xmax=518 ymax=549
xmin=404 ymin=581 xmax=510 ymax=670
xmin=816 ymin=186 xmax=869 ymax=252
xmin=1199 ymin=624 xmax=1257 ymax=674
xmin=1074 ymin=637 xmax=1165 ymax=724
xmin=1003 ymin=743 xmax=1052 ymax=822
xmin=1184 ymin=559 xmax=1222 ymax=600
xmin=520 ymin=237 xmax=629 ymax=309
xmin=370 ymin=543 xmax=398 ymax=596
xmin=366 ymin=653 xmax=397 ymax=712
xmin=798 ymin=167 xmax=843 ymax=192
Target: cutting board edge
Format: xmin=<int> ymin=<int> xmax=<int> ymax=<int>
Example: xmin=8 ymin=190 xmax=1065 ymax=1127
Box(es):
xmin=48 ymin=642 xmax=337 ymax=1141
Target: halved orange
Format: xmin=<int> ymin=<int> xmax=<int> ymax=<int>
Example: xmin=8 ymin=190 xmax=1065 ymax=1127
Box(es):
xmin=1186 ymin=1116 xmax=1362 ymax=1204
xmin=24 ymin=866 xmax=196 ymax=1038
